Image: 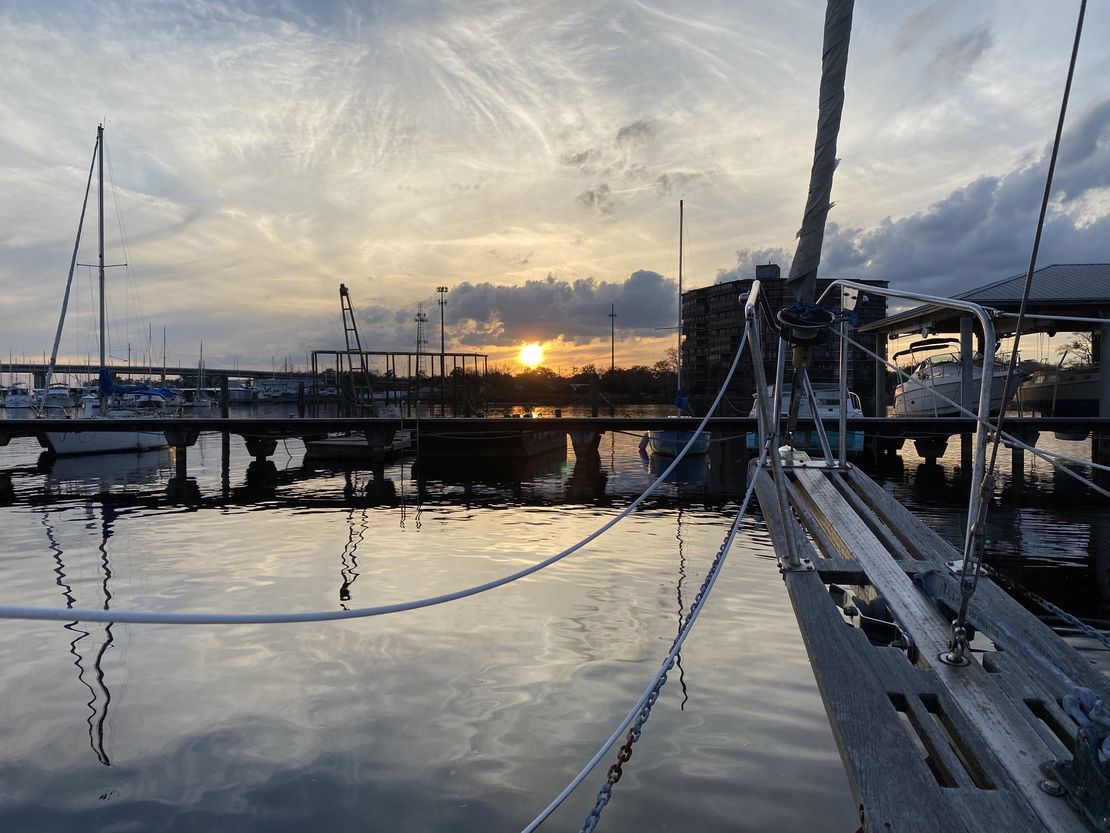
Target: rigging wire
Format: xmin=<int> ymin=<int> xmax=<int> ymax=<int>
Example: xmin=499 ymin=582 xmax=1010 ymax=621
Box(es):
xmin=979 ymin=0 xmax=1088 ymax=508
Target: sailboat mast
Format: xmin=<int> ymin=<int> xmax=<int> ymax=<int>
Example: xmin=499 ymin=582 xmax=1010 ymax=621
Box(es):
xmin=97 ymin=123 xmax=106 ymax=412
xmin=677 ymin=199 xmax=683 ymax=394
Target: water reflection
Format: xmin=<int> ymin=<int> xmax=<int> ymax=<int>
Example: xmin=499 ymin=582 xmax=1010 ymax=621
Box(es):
xmin=339 ymin=509 xmax=368 ymax=606
xmin=41 ymin=504 xmax=115 ymax=767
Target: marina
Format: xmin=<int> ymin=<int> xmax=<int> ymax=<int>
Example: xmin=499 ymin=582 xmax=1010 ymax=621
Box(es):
xmin=2 ymin=0 xmax=1110 ymax=830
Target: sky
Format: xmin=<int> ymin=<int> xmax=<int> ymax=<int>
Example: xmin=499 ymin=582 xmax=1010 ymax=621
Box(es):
xmin=1 ymin=0 xmax=1108 ymax=376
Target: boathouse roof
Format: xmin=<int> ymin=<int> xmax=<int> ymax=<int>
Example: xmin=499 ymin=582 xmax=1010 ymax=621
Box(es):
xmin=859 ymin=263 xmax=1110 ymax=336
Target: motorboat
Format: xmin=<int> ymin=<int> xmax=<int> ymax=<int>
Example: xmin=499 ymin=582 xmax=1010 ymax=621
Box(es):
xmin=3 ymin=384 xmax=33 ymax=409
xmin=746 ymin=383 xmax=864 ymax=454
xmin=892 ymin=338 xmax=1027 ymax=416
xmin=1020 ymin=364 xmax=1099 ymax=417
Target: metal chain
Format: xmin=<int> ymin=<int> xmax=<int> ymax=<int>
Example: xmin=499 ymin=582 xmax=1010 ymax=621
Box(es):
xmin=579 ymin=523 xmax=736 ymax=832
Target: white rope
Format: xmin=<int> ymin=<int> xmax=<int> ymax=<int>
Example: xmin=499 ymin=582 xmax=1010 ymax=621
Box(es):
xmin=846 ymin=335 xmax=1110 ymax=498
xmin=519 ymin=440 xmax=770 ymax=833
xmin=0 ymin=329 xmax=752 ymax=625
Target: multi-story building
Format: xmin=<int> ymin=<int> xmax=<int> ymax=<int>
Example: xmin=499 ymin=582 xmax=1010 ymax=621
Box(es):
xmin=682 ymin=264 xmax=889 ymax=416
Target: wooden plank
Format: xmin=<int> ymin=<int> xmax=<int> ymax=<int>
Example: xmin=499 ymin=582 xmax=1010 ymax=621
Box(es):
xmin=781 ymin=479 xmax=868 ymax=582
xmin=784 ymin=572 xmax=993 ymax=833
xmin=792 ymin=466 xmax=1087 ymax=832
xmin=916 ymin=570 xmax=1110 ymax=703
xmin=846 ymin=468 xmax=1110 ymax=701
xmin=980 ymin=651 xmax=1078 ymax=761
xmin=824 ymin=470 xmax=926 ymax=563
xmin=757 ymin=468 xmax=1046 ymax=832
xmin=845 ymin=466 xmax=961 ymax=562
xmin=866 ymin=647 xmax=1047 ymax=832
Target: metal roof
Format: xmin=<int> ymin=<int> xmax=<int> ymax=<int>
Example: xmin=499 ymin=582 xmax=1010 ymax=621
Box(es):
xmin=860 ymin=264 xmax=1110 ymax=335
xmin=956 ymin=263 xmax=1110 ymax=304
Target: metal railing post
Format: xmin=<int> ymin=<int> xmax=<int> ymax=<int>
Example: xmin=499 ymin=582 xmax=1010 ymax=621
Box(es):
xmin=745 ymin=282 xmax=804 ymax=571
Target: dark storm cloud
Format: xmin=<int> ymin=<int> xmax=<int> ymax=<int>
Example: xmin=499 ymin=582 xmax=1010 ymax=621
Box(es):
xmin=927 ymin=25 xmax=994 ymax=79
xmin=442 ymin=270 xmax=676 ymax=347
xmin=717 ymin=98 xmax=1110 ymax=297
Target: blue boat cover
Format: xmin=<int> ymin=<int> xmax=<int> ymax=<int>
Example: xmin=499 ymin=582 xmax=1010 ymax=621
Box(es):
xmin=99 ymin=369 xmax=174 ymax=399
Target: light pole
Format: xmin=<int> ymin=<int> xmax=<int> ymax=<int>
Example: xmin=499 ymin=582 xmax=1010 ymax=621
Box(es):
xmin=436 ymin=286 xmax=448 ymax=415
xmin=609 ymin=304 xmax=616 ymax=372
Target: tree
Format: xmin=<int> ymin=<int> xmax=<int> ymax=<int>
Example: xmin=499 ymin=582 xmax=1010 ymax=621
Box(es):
xmin=1064 ymin=332 xmax=1094 ymax=366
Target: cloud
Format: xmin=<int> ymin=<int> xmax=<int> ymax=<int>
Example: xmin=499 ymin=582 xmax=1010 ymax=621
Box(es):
xmin=717 ymin=97 xmax=1110 ymax=296
xmin=576 ymin=183 xmax=615 ymax=215
xmin=615 ymin=118 xmax=659 ymax=145
xmin=442 ymin=270 xmax=677 ymax=347
xmin=927 ymin=25 xmax=994 ymax=80
xmin=891 ymin=1 xmax=949 ymax=54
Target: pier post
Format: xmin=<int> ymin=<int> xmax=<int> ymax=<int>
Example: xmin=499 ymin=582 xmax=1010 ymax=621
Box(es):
xmin=220 ymin=377 xmax=230 ymax=418
xmin=244 ymin=436 xmax=278 ymax=461
xmin=960 ymin=314 xmax=974 ymax=467
xmin=590 ymin=377 xmax=600 ymax=418
xmin=569 ymin=430 xmax=602 ymax=458
xmin=872 ymin=333 xmax=887 ymax=416
xmin=164 ymin=427 xmax=201 ymax=503
xmin=1096 ymin=312 xmax=1110 ymax=468
xmin=913 ymin=436 xmax=948 ymax=464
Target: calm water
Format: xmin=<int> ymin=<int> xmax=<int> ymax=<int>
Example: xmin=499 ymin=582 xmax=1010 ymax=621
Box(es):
xmin=0 ymin=407 xmax=1106 ymax=832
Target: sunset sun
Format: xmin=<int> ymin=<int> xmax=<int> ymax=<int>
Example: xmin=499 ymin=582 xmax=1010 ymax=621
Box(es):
xmin=519 ymin=343 xmax=544 ymax=369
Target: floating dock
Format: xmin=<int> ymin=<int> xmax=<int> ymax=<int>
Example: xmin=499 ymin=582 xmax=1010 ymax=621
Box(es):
xmin=753 ymin=458 xmax=1109 ymax=833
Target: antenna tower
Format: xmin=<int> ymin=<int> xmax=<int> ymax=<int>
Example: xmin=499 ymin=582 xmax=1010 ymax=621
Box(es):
xmin=414 ymin=305 xmax=429 ymax=378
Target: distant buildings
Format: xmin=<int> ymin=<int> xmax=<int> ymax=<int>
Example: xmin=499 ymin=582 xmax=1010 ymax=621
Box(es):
xmin=681 ymin=264 xmax=889 ymax=416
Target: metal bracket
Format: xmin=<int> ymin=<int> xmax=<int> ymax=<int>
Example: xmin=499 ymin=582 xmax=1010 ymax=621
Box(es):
xmin=945 ymin=560 xmax=965 ymax=575
xmin=781 ymin=557 xmax=816 ymax=573
xmin=1047 ymin=736 xmax=1110 ymax=833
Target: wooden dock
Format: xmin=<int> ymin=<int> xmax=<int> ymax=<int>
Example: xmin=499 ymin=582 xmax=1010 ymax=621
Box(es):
xmin=753 ymin=457 xmax=1110 ymax=833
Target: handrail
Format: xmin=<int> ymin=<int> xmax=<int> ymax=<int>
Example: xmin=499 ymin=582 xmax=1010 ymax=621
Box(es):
xmin=816 ymin=280 xmax=998 ymax=561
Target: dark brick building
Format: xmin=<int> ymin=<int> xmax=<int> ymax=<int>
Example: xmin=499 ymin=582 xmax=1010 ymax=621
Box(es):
xmin=681 ymin=265 xmax=889 ymax=416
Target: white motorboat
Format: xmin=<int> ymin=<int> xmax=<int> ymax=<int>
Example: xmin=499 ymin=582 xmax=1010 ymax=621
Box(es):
xmin=746 ymin=383 xmax=865 ymax=453
xmin=1020 ymin=364 xmax=1099 ymax=417
xmin=3 ymin=384 xmax=33 ymax=409
xmin=892 ymin=338 xmax=1027 ymax=416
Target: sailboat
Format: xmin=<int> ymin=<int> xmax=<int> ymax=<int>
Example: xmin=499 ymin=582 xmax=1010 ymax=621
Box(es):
xmin=41 ymin=124 xmax=173 ymax=456
xmin=648 ymin=200 xmax=711 ymax=457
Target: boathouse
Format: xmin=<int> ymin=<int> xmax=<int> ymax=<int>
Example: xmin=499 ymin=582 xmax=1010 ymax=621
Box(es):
xmin=860 ymin=263 xmax=1110 ymax=461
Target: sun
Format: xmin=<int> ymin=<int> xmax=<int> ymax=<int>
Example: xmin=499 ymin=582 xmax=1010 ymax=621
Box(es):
xmin=519 ymin=343 xmax=544 ymax=369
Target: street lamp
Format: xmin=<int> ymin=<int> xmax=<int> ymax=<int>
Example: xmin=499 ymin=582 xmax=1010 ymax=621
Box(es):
xmin=436 ymin=286 xmax=448 ymax=415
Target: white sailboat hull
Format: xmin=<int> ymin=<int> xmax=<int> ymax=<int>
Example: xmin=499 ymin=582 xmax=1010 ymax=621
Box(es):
xmin=648 ymin=429 xmax=710 ymax=457
xmin=44 ymin=426 xmax=167 ymax=456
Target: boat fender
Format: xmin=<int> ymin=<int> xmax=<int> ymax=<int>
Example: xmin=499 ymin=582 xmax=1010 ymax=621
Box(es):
xmin=638 ymin=433 xmax=650 ymax=452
